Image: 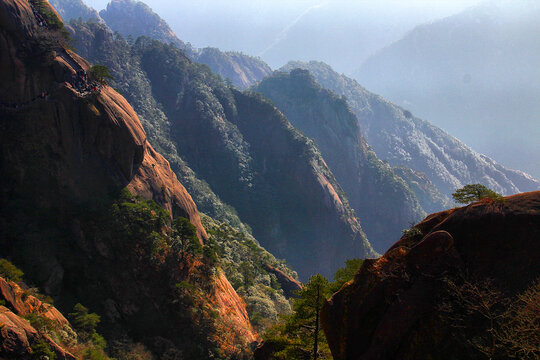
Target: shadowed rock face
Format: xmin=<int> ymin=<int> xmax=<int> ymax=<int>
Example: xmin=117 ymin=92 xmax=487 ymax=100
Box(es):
xmin=280 ymin=61 xmax=540 ymax=198
xmin=0 ymin=0 xmax=256 ymax=356
xmin=66 ymin=20 xmax=377 ymax=280
xmin=322 ymin=191 xmax=540 ymax=360
xmin=255 ymin=69 xmax=425 ymax=252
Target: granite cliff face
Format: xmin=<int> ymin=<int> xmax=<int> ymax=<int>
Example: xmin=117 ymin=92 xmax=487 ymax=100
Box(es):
xmin=281 ymin=61 xmax=540 ymax=198
xmin=0 ymin=276 xmax=76 ymax=360
xmin=67 ymin=20 xmax=377 ymax=280
xmin=255 ymin=69 xmax=425 ymax=252
xmin=0 ymin=0 xmax=256 ymax=357
xmin=322 ymin=191 xmax=540 ymax=359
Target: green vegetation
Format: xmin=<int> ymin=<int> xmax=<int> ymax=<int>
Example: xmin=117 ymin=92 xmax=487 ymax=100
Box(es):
xmin=28 ymin=0 xmax=72 ymax=48
xmin=262 ymin=259 xmax=364 ymax=359
xmin=401 ymin=226 xmax=423 ymax=240
xmin=171 ymin=216 xmax=202 ymax=261
xmin=202 ymin=215 xmax=294 ymax=331
xmin=69 ymin=303 xmax=111 ymax=359
xmin=330 ymin=258 xmax=364 ymax=292
xmin=69 ymin=303 xmax=101 ymax=340
xmin=31 ymin=340 xmax=57 ymax=360
xmin=0 ymin=258 xmax=24 ymax=282
xmin=452 ymin=184 xmax=505 ymax=204
xmin=89 ymin=65 xmax=114 ymax=84
xmin=263 ymin=274 xmax=332 ymax=359
xmin=29 ymin=0 xmax=64 ymax=30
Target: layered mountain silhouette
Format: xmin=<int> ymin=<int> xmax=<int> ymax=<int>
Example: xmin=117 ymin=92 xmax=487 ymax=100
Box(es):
xmin=55 ymin=0 xmax=272 ymax=89
xmin=254 ymin=69 xmax=426 ymax=252
xmin=353 ymin=1 xmax=540 ymax=179
xmin=68 ymin=19 xmax=377 ymax=279
xmin=281 ymin=61 xmax=540 ymax=198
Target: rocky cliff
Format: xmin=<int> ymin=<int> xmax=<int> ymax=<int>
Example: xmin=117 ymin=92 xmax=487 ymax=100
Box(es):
xmin=281 ymin=61 xmax=540 ymax=198
xmin=67 ymin=20 xmax=377 ymax=280
xmin=0 ymin=276 xmax=76 ymax=360
xmin=0 ymin=0 xmax=256 ymax=357
xmin=255 ymin=69 xmax=425 ymax=252
xmin=321 ymin=191 xmax=540 ymax=359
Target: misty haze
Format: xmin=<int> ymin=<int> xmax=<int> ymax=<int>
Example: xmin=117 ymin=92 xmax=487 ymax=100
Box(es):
xmin=1 ymin=0 xmax=538 ymax=359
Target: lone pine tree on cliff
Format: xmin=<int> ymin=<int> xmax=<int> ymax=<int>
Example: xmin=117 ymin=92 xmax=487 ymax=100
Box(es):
xmin=452 ymin=184 xmax=504 ymax=204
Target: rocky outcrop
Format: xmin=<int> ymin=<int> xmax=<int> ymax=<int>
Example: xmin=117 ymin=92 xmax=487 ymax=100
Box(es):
xmin=0 ymin=277 xmax=76 ymax=360
xmin=0 ymin=0 xmax=255 ymax=357
xmin=280 ymin=61 xmax=540 ymax=198
xmin=264 ymin=264 xmax=302 ymax=298
xmin=321 ymin=191 xmax=540 ymax=359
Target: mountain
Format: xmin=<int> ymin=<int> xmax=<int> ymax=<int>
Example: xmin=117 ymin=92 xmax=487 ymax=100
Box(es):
xmin=353 ymin=1 xmax=540 ymax=179
xmin=196 ymin=47 xmax=272 ymax=89
xmin=281 ymin=61 xmax=540 ymax=198
xmin=322 ymin=191 xmax=540 ymax=359
xmin=0 ymin=0 xmax=257 ymax=357
xmin=98 ymin=0 xmax=193 ymax=53
xmin=254 ymin=69 xmax=425 ymax=252
xmin=68 ymin=20 xmax=377 ymax=280
xmin=83 ymin=0 xmax=271 ymax=89
xmin=50 ymin=0 xmax=104 ymax=24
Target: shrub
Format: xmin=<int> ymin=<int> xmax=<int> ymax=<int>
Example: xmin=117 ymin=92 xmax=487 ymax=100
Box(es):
xmin=31 ymin=340 xmax=57 ymax=360
xmin=0 ymin=258 xmax=24 ymax=282
xmin=89 ymin=65 xmax=114 ymax=84
xmin=69 ymin=303 xmax=100 ymax=341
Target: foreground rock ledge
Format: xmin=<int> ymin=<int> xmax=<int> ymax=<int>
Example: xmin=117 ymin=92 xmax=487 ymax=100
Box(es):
xmin=321 ymin=191 xmax=540 ymax=360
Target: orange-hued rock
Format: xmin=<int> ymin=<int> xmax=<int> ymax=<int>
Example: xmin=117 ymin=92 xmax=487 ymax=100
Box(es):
xmin=211 ymin=271 xmax=258 ymax=351
xmin=0 ymin=0 xmax=252 ymax=356
xmin=0 ymin=0 xmax=205 ymax=240
xmin=0 ymin=278 xmax=68 ymax=327
xmin=264 ymin=264 xmax=302 ymax=298
xmin=0 ymin=277 xmax=76 ymax=360
xmin=322 ymin=192 xmax=540 ymax=360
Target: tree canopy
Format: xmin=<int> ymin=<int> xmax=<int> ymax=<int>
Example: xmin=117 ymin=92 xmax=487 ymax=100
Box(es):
xmin=89 ymin=65 xmax=114 ymax=84
xmin=452 ymin=184 xmax=504 ymax=204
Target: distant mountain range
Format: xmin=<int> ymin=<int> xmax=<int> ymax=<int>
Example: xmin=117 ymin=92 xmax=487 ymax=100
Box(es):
xmin=55 ymin=0 xmax=272 ymax=89
xmin=353 ymin=1 xmax=540 ymax=179
xmin=281 ymin=61 xmax=540 ymax=197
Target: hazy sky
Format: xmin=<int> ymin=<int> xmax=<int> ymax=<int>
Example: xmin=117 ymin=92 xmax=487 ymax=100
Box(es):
xmin=84 ymin=0 xmax=484 ymax=71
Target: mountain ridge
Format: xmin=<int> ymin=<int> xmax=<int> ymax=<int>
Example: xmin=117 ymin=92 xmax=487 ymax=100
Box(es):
xmin=280 ymin=61 xmax=540 ymax=198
